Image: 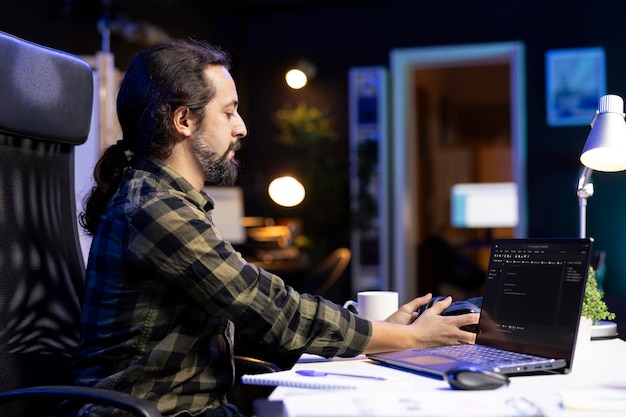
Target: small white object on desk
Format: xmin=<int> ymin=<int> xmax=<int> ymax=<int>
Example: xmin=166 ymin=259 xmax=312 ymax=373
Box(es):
xmin=591 ymin=320 xmax=618 ymax=339
xmin=343 ymin=291 xmax=399 ymax=320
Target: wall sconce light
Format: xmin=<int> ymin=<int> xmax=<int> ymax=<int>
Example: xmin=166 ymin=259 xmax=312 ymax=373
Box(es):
xmin=268 ymin=176 xmax=305 ymax=207
xmin=285 ymin=59 xmax=317 ymax=90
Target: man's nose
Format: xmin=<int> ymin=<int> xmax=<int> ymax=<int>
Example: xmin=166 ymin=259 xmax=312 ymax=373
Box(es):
xmin=235 ymin=117 xmax=247 ymax=139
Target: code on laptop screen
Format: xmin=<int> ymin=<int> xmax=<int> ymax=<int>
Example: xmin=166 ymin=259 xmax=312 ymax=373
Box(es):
xmin=477 ymin=238 xmax=592 ymax=360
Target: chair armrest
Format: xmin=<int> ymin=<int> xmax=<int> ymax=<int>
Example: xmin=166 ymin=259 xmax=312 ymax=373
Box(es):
xmin=234 ymin=355 xmax=281 ymax=375
xmin=231 ymin=356 xmax=281 ymax=416
xmin=0 ymin=386 xmax=162 ymax=417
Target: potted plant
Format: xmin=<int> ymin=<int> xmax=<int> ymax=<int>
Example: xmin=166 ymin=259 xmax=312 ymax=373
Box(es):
xmin=582 ymin=267 xmax=615 ymax=323
xmin=578 ymin=267 xmax=615 ymax=344
xmin=273 ymin=103 xmax=348 ymax=263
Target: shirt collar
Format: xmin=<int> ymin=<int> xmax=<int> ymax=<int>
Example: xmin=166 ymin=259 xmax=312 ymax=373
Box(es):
xmin=132 ymin=156 xmax=215 ymax=212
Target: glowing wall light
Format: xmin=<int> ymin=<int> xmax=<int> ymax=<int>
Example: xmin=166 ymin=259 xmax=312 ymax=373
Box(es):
xmin=268 ymin=176 xmax=305 ymax=207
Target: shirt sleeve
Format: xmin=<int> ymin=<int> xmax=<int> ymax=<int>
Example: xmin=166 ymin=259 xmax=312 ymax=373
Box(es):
xmin=127 ymin=193 xmax=372 ymax=357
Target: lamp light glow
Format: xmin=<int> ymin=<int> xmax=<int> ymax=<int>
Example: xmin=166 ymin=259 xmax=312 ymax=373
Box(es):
xmin=580 ymin=94 xmax=626 ymax=172
xmin=285 ymin=69 xmax=308 ymax=89
xmin=268 ymin=176 xmax=305 ymax=207
xmin=285 ymin=59 xmax=317 ymax=90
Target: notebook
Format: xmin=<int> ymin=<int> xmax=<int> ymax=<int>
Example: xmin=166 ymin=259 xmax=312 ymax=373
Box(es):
xmin=241 ymin=368 xmax=389 ymax=390
xmin=368 ymin=237 xmax=593 ymax=377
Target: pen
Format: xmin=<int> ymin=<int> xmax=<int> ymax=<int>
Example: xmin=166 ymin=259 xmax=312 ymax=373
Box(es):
xmin=295 ymin=370 xmax=386 ymax=380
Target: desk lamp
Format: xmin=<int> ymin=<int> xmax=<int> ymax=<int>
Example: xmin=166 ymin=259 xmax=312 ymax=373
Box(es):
xmin=578 ymin=94 xmax=626 ymax=237
xmin=578 ymin=94 xmax=626 ymax=338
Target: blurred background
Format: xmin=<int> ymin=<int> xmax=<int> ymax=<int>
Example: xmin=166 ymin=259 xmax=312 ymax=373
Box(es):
xmin=3 ymin=1 xmax=626 ymax=321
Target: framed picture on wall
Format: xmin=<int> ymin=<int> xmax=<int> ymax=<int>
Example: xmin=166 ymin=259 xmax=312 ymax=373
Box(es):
xmin=546 ymin=47 xmax=606 ymax=127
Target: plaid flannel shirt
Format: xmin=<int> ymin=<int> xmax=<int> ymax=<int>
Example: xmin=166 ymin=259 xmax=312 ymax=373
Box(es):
xmin=73 ymin=156 xmax=371 ymax=416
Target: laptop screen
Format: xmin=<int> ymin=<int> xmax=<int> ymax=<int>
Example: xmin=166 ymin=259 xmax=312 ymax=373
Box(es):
xmin=477 ymin=238 xmax=592 ymax=362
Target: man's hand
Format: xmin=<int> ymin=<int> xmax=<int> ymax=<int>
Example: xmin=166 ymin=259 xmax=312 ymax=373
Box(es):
xmin=363 ymin=294 xmax=479 ymax=354
xmin=384 ymin=293 xmax=435 ymax=324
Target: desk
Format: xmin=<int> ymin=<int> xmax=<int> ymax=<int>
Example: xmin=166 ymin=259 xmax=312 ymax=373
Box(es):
xmin=266 ymin=339 xmax=626 ymax=416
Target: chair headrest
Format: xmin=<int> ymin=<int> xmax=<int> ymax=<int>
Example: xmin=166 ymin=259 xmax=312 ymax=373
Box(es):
xmin=0 ymin=31 xmax=94 ymax=146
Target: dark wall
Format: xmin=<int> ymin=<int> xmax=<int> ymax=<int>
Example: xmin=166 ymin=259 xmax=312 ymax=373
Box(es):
xmin=224 ymin=1 xmax=626 ymax=296
xmin=4 ymin=0 xmax=626 ymax=295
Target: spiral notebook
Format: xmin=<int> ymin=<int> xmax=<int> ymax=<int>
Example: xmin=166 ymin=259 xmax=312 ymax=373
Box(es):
xmin=241 ymin=369 xmax=386 ymax=390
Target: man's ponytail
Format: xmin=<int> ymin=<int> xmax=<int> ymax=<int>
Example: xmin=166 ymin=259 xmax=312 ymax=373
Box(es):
xmin=79 ymin=141 xmax=132 ymax=235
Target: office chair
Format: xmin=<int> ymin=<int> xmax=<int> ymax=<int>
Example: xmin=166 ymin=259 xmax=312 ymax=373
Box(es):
xmin=229 ymin=356 xmax=281 ymax=416
xmin=0 ymin=31 xmax=160 ymax=417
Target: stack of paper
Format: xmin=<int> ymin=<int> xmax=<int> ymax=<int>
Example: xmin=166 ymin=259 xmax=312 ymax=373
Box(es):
xmin=559 ymin=388 xmax=626 ymax=413
xmin=280 ymin=389 xmax=543 ymax=417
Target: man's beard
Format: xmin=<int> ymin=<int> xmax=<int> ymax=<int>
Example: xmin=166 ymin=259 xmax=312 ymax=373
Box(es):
xmin=190 ymin=133 xmax=240 ymax=186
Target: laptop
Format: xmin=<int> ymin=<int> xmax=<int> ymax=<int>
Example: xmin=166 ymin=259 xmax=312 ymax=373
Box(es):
xmin=368 ymin=238 xmax=593 ymax=377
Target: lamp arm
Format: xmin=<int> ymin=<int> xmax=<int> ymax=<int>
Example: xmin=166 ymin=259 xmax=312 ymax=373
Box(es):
xmin=577 ymin=166 xmax=593 ymax=194
xmin=577 ymin=166 xmax=594 ymax=238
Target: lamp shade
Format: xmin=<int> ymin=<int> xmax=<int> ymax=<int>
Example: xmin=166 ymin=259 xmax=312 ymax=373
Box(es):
xmin=580 ymin=94 xmax=626 ymax=172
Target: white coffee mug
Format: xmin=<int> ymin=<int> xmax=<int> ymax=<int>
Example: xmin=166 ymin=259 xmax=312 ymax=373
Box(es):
xmin=343 ymin=291 xmax=399 ymax=320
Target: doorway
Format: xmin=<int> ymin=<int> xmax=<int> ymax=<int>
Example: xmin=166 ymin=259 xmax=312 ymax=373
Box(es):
xmin=385 ymin=42 xmax=527 ymax=302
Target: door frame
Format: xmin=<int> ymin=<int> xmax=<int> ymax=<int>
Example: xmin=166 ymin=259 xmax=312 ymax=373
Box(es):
xmin=385 ymin=42 xmax=527 ymax=302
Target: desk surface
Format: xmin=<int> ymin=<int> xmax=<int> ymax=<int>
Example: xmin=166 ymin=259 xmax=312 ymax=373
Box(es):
xmin=267 ymin=338 xmax=626 ymax=416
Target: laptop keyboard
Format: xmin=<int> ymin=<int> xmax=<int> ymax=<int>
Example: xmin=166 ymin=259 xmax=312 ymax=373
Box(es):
xmin=426 ymin=344 xmax=546 ymax=366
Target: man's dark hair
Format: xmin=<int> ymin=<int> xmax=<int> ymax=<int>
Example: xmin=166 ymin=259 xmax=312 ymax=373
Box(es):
xmin=79 ymin=38 xmax=231 ymax=235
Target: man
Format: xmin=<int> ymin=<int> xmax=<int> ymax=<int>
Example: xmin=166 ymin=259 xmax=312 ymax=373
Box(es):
xmin=73 ymin=38 xmax=478 ymax=417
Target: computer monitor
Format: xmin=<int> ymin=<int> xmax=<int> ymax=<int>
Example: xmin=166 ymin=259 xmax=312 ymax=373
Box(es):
xmin=203 ymin=186 xmax=246 ymax=244
xmin=450 ymin=182 xmax=518 ymax=228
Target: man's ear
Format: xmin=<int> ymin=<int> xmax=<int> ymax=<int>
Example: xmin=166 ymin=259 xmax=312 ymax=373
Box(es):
xmin=173 ymin=106 xmax=196 ymax=138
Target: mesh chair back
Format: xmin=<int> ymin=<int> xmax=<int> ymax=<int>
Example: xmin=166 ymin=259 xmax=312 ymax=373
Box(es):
xmin=0 ymin=31 xmax=93 ymax=416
